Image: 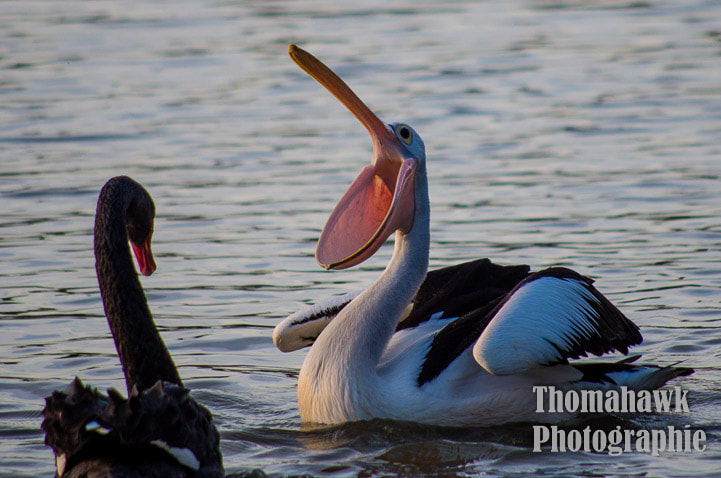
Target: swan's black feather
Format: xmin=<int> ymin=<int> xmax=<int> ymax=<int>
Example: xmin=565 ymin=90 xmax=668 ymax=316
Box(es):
xmin=43 ymin=377 xmax=223 ymax=478
xmin=42 ymin=177 xmax=223 ymax=477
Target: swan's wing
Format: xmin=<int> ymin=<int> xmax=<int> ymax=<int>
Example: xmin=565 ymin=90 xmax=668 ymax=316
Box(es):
xmin=418 ymin=267 xmax=642 ymax=384
xmin=42 ymin=378 xmax=223 ymax=477
xmin=273 ymin=258 xmax=530 ymax=352
xmin=273 ymin=290 xmax=362 ymax=352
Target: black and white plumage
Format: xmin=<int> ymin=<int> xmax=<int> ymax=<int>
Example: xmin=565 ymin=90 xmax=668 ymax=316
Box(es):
xmin=274 ymin=290 xmax=362 ymax=352
xmin=277 ymin=45 xmax=693 ymax=426
xmin=42 ymin=176 xmax=223 ymax=477
xmin=277 ymin=260 xmax=692 ymax=426
xmin=274 ymin=258 xmax=689 ymax=390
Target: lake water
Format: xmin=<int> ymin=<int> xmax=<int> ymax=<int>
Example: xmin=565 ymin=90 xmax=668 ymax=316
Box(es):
xmin=2 ymin=0 xmax=721 ymax=476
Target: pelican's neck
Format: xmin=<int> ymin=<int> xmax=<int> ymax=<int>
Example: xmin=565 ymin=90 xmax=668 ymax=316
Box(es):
xmin=301 ymin=169 xmax=430 ymax=400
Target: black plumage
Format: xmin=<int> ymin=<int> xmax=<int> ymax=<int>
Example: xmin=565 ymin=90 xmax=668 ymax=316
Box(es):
xmin=42 ymin=176 xmax=223 ymax=477
xmin=572 ymin=355 xmax=693 ymax=387
xmin=399 ymin=258 xmax=530 ymax=330
xmin=417 ymin=265 xmax=643 ymax=386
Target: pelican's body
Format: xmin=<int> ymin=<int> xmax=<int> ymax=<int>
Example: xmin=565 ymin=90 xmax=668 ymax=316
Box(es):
xmin=297 ymin=252 xmax=551 ymax=426
xmin=277 ymin=45 xmax=692 ymax=426
xmin=299 ymin=174 xmax=431 ymax=423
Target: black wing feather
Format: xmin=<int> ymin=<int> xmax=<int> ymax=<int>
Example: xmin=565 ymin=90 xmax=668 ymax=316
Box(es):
xmin=42 ymin=377 xmax=223 ymax=478
xmin=418 ymin=265 xmax=643 ymax=386
xmin=399 ymin=258 xmax=530 ymax=330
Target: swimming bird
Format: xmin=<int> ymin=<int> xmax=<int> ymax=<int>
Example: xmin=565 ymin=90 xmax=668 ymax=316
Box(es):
xmin=274 ymin=45 xmax=693 ymax=426
xmin=42 ymin=176 xmax=223 ymax=477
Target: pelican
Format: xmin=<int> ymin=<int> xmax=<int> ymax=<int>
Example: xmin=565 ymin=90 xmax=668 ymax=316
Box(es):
xmin=275 ymin=45 xmax=693 ymax=426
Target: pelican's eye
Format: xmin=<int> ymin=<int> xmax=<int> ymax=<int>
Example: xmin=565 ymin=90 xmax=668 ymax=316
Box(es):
xmin=395 ymin=124 xmax=413 ymax=145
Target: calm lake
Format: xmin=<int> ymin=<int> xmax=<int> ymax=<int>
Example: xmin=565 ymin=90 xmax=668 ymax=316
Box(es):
xmin=1 ymin=0 xmax=720 ymax=476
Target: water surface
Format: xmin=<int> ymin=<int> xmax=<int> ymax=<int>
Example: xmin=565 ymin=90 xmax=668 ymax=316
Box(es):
xmin=1 ymin=1 xmax=720 ymax=476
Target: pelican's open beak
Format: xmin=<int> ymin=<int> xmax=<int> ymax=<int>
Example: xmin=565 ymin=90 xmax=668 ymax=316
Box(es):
xmin=131 ymin=237 xmax=156 ymax=276
xmin=289 ymin=44 xmax=417 ymax=270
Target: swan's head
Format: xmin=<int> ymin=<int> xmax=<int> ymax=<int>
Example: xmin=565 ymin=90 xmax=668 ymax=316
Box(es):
xmin=126 ymin=187 xmax=156 ymax=276
xmin=288 ymin=44 xmax=426 ymax=270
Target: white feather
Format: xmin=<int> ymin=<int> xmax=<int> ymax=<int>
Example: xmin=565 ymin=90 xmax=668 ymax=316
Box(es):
xmin=473 ymin=276 xmax=600 ymax=375
xmin=273 ymin=290 xmax=362 ymax=352
xmin=151 ymin=440 xmax=200 ymax=471
xmin=85 ymin=420 xmax=110 ymax=435
xmin=56 ymin=453 xmax=67 ymax=476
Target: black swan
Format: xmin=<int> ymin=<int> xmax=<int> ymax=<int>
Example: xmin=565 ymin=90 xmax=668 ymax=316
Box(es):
xmin=42 ymin=176 xmax=223 ymax=477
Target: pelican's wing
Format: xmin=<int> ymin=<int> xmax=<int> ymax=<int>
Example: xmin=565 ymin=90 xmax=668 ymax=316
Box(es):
xmin=418 ymin=267 xmax=642 ymax=383
xmin=472 ymin=268 xmax=642 ymax=375
xmin=273 ymin=258 xmax=530 ymax=352
xmin=273 ymin=290 xmax=362 ymax=352
xmin=399 ymin=258 xmax=531 ymax=330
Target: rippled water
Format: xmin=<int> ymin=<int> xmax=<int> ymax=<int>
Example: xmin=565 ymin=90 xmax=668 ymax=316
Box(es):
xmin=2 ymin=1 xmax=721 ymax=476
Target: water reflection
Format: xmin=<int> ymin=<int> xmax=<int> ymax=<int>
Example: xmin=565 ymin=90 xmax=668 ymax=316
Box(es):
xmin=2 ymin=0 xmax=721 ymax=476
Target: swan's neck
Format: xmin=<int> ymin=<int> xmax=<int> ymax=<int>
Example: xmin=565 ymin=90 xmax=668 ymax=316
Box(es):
xmin=94 ymin=179 xmax=181 ymax=393
xmin=299 ymin=171 xmax=430 ymax=419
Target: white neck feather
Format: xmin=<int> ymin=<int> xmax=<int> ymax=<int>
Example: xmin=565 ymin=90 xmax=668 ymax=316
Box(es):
xmin=298 ymin=169 xmax=430 ymax=422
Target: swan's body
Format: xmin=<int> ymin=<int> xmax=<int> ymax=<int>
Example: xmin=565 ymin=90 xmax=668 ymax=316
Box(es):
xmin=276 ymin=45 xmax=692 ymax=426
xmin=42 ymin=176 xmax=223 ymax=477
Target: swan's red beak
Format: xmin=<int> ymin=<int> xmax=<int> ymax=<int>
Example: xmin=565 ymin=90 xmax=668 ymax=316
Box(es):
xmin=289 ymin=45 xmax=417 ymax=270
xmin=131 ymin=237 xmax=156 ymax=276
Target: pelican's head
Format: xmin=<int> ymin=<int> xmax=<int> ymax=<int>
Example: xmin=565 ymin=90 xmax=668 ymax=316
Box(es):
xmin=289 ymin=44 xmax=426 ymax=270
